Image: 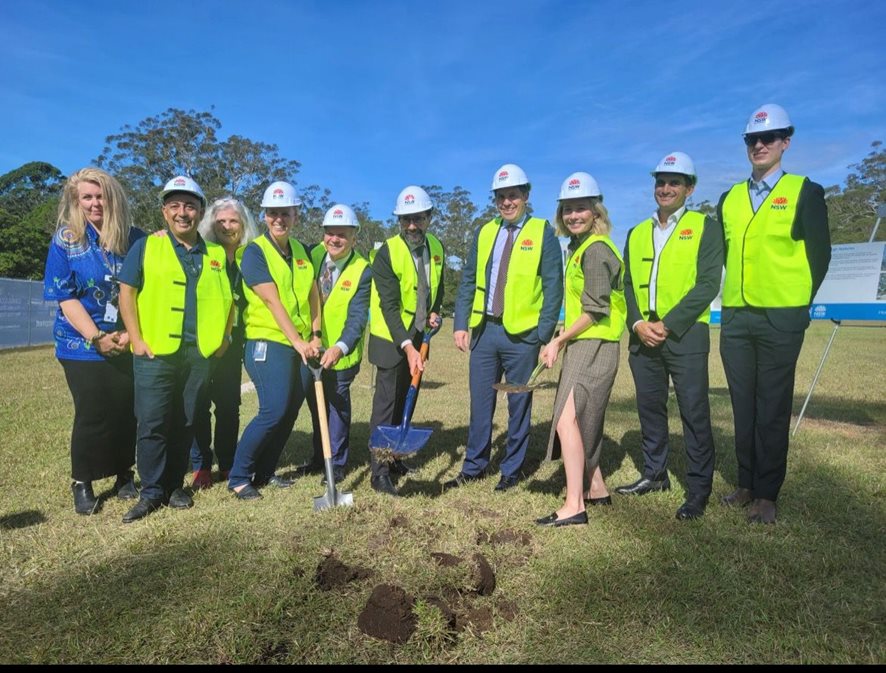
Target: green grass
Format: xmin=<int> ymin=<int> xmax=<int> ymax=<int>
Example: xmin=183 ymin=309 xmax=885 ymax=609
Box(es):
xmin=0 ymin=322 xmax=883 ymax=663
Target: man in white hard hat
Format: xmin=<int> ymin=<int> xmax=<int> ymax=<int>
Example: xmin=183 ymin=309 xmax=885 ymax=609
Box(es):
xmin=302 ymin=204 xmax=372 ymax=485
xmin=615 ymin=152 xmax=723 ymax=520
xmin=118 ymin=176 xmax=234 ymax=522
xmin=718 ymin=104 xmax=831 ymax=524
xmin=366 ymin=186 xmax=445 ymax=496
xmin=448 ymin=164 xmax=564 ymax=492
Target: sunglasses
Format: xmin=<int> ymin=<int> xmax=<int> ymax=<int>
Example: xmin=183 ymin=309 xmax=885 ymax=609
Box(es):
xmin=744 ymin=132 xmax=785 ymax=147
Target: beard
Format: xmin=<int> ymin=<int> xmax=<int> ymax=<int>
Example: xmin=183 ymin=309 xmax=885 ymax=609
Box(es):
xmin=403 ymin=229 xmax=426 ymax=248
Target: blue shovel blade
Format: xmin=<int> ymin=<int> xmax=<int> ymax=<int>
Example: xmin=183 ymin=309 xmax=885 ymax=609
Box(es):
xmin=369 ymin=424 xmax=434 ymax=456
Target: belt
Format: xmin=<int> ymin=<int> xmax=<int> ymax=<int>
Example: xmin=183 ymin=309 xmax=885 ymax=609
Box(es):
xmin=486 ymin=315 xmax=503 ymax=324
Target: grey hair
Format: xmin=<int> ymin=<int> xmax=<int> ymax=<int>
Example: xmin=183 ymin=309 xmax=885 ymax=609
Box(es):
xmin=197 ymin=197 xmax=260 ymax=247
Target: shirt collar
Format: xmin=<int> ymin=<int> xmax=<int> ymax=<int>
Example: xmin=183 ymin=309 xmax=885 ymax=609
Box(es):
xmin=501 ymin=213 xmax=528 ymax=229
xmin=171 ymin=232 xmax=206 ymax=254
xmin=653 ymin=206 xmax=686 ymax=230
xmin=750 ymin=168 xmax=784 ymax=192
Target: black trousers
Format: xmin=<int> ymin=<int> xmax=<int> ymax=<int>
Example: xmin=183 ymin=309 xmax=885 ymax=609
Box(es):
xmin=720 ymin=309 xmax=805 ymax=501
xmin=629 ymin=347 xmax=715 ymax=497
xmin=60 ymin=356 xmax=136 ymax=482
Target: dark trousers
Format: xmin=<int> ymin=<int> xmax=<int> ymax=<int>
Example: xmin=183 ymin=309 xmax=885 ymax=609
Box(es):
xmin=720 ymin=309 xmax=805 ymax=501
xmin=463 ymin=321 xmax=539 ymax=478
xmin=228 ymin=340 xmax=308 ymax=489
xmin=629 ymin=347 xmax=715 ymax=497
xmin=368 ymin=335 xmax=421 ymax=479
xmin=306 ymin=363 xmax=360 ymax=470
xmin=190 ymin=339 xmax=244 ymax=473
xmin=133 ymin=345 xmax=212 ymax=501
xmin=60 ymin=356 xmax=136 ymax=482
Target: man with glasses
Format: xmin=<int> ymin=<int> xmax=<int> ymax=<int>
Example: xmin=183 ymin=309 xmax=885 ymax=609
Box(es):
xmin=615 ymin=152 xmax=723 ymax=520
xmin=718 ymin=104 xmax=831 ymax=524
xmin=366 ymin=186 xmax=445 ymax=496
xmin=448 ymin=163 xmax=564 ymax=493
xmin=118 ymin=176 xmax=234 ymax=522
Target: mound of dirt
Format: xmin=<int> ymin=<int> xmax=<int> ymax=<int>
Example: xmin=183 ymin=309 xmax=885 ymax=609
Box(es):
xmin=431 ymin=552 xmax=463 ymax=567
xmin=358 ymin=584 xmax=417 ymax=644
xmin=316 ymin=556 xmax=373 ymax=591
xmin=471 ymin=553 xmax=496 ymax=596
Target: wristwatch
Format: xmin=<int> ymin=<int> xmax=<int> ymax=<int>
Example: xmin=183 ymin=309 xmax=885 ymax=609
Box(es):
xmin=312 ymin=330 xmax=323 ymax=338
xmin=89 ymin=330 xmax=106 ymax=345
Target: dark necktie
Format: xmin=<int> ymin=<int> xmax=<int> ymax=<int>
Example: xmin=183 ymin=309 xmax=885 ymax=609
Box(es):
xmin=413 ymin=247 xmax=429 ymax=332
xmin=491 ymin=225 xmax=516 ymax=317
xmin=320 ymin=259 xmax=335 ymax=304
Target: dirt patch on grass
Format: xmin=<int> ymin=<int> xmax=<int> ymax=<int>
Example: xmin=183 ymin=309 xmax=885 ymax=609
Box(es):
xmin=477 ymin=529 xmax=531 ymax=546
xmin=316 ymin=555 xmax=373 ymax=590
xmin=431 ymin=552 xmax=463 ymax=567
xmin=358 ymin=584 xmax=417 ymax=644
xmin=471 ymin=553 xmax=496 ymax=596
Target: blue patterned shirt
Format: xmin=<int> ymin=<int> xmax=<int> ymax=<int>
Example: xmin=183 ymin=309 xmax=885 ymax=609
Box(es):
xmin=43 ymin=224 xmax=146 ymax=361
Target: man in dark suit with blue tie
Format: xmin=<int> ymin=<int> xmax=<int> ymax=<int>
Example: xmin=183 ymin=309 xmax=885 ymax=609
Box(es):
xmin=448 ymin=163 xmax=564 ymax=492
xmin=615 ymin=152 xmax=723 ymax=521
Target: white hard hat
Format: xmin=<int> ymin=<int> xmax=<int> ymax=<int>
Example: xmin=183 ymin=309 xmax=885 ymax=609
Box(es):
xmin=322 ymin=204 xmax=360 ymax=228
xmin=160 ymin=175 xmax=206 ymax=206
xmin=652 ymin=152 xmax=697 ymax=183
xmin=393 ymin=185 xmax=433 ymax=216
xmin=744 ymin=103 xmax=794 ymax=137
xmin=491 ymin=163 xmax=530 ymax=191
xmin=261 ymin=181 xmax=302 ymax=208
xmin=558 ymin=172 xmax=602 ymax=200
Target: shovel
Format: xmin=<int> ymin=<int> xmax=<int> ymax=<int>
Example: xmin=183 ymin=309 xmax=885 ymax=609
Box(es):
xmin=492 ymin=359 xmax=547 ymax=393
xmin=368 ymin=323 xmax=440 ymax=460
xmin=307 ymin=356 xmax=354 ymax=511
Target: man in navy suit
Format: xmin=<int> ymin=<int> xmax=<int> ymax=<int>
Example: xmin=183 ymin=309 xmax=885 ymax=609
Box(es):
xmin=449 ymin=163 xmax=564 ymax=492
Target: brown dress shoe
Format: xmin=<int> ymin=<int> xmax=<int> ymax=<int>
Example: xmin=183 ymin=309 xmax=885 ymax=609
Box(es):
xmin=747 ymin=498 xmax=777 ymax=524
xmin=721 ymin=487 xmax=753 ymax=507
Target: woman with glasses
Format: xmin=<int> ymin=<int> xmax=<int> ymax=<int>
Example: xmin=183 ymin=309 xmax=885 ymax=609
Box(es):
xmin=535 ymin=172 xmax=625 ymax=528
xmin=227 ymin=181 xmax=321 ymax=500
xmin=43 ymin=167 xmax=145 ymax=514
xmin=189 ymin=197 xmax=260 ymax=488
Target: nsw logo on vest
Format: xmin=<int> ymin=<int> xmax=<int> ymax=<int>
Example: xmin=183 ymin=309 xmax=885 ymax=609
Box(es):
xmin=519 ymin=238 xmax=534 ymax=252
xmin=770 ymin=196 xmax=789 ymax=211
xmin=209 ymin=259 xmax=223 ymax=272
xmin=678 ymin=228 xmax=694 ymax=241
xmin=340 ymin=279 xmax=353 ymax=292
xmin=295 ymin=258 xmax=308 ymax=270
xmin=433 ymin=255 xmax=441 ymax=264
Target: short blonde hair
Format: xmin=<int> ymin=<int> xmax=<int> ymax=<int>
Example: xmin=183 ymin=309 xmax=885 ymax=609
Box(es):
xmin=57 ymin=167 xmax=133 ymax=255
xmin=198 ymin=197 xmax=260 ymax=248
xmin=554 ymin=197 xmax=611 ymax=237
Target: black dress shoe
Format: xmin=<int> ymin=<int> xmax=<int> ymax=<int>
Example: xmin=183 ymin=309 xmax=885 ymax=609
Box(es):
xmin=72 ymin=481 xmax=98 ymax=515
xmin=114 ymin=472 xmax=138 ymax=500
xmin=370 ymin=474 xmax=398 ymax=496
xmin=122 ymin=497 xmax=162 ymax=523
xmin=675 ymin=494 xmax=709 ymax=521
xmin=293 ymin=461 xmax=324 ymax=478
xmin=266 ymin=475 xmax=294 ymax=489
xmin=535 ymin=511 xmax=589 ymax=527
xmin=167 ymin=488 xmax=194 ymax=509
xmin=389 ymin=459 xmax=417 ymax=477
xmin=229 ymin=483 xmax=262 ymax=500
xmin=584 ymin=495 xmax=612 ymax=506
xmin=494 ymin=474 xmax=520 ymax=492
xmin=442 ymin=472 xmax=484 ymax=491
xmin=320 ymin=468 xmax=346 ymax=486
xmin=614 ymin=476 xmax=671 ymax=496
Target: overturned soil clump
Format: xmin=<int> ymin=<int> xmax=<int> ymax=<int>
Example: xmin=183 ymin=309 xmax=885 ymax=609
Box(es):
xmin=316 ymin=555 xmax=373 ymax=591
xmin=358 ymin=584 xmax=417 ymax=644
xmin=431 ymin=552 xmax=463 ymax=567
xmin=472 ymin=553 xmax=496 ymax=596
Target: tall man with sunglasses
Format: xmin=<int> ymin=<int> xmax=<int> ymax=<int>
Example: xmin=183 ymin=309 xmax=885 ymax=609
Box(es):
xmin=718 ymin=104 xmax=831 ymax=524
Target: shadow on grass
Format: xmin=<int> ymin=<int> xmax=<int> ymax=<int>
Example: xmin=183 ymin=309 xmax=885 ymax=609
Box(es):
xmin=791 ymin=393 xmax=886 ymax=426
xmin=0 ymin=509 xmax=46 ymax=529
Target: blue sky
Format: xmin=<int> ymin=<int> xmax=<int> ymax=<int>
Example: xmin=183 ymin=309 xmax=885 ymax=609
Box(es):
xmin=2 ymin=0 xmax=884 ymax=249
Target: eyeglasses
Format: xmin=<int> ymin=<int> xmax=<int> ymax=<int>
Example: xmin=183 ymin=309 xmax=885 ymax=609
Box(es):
xmin=164 ymin=201 xmax=200 ymax=213
xmin=655 ymin=178 xmax=687 ymax=188
xmin=399 ymin=214 xmax=429 ymax=224
xmin=743 ymin=132 xmax=785 ymax=147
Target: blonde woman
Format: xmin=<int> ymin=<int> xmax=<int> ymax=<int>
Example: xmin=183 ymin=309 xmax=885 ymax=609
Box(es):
xmin=43 ymin=167 xmax=145 ymax=514
xmin=536 ymin=172 xmax=626 ymax=527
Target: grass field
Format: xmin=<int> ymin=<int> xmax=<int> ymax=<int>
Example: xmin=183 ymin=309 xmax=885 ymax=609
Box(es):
xmin=0 ymin=322 xmax=883 ymax=663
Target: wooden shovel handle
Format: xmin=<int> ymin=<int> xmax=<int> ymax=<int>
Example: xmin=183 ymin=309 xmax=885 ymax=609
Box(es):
xmin=313 ymin=379 xmax=333 ymax=460
xmin=410 ymin=340 xmax=430 ymax=388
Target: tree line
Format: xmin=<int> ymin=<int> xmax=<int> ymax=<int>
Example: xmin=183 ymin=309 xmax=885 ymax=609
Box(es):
xmin=1 ymin=107 xmax=883 ymax=307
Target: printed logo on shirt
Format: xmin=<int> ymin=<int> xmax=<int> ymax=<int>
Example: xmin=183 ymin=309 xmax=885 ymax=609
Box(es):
xmin=771 ymin=196 xmax=789 ymax=211
xmin=209 ymin=259 xmax=223 ymax=271
xmin=678 ymin=228 xmax=694 ymax=240
xmin=519 ymin=238 xmax=534 ymax=251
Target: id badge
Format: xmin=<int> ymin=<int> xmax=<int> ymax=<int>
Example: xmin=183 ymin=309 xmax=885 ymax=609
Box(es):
xmin=103 ymin=302 xmax=119 ymax=324
xmin=253 ymin=340 xmax=267 ymax=362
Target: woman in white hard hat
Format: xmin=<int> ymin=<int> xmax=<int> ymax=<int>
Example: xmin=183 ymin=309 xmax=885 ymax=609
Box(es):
xmin=535 ymin=172 xmax=626 ymax=527
xmin=43 ymin=167 xmax=145 ymax=515
xmin=189 ymin=197 xmax=259 ymax=489
xmin=227 ymin=181 xmax=321 ymax=500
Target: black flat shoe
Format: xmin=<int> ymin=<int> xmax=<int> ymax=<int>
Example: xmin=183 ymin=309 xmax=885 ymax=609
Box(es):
xmin=614 ymin=477 xmax=671 ymax=496
xmin=584 ymin=495 xmax=612 ymax=506
xmin=229 ymin=483 xmax=262 ymax=501
xmin=442 ymin=472 xmax=485 ymax=491
xmin=535 ymin=511 xmax=589 ymax=527
xmin=72 ymin=481 xmax=98 ymax=515
xmin=114 ymin=472 xmax=138 ymax=500
xmin=122 ymin=497 xmax=162 ymax=523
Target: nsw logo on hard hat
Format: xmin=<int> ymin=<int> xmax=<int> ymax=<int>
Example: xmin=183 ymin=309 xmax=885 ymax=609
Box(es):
xmin=498 ymin=171 xmax=509 ymax=182
xmin=664 ymin=156 xmax=677 ymax=166
xmin=568 ymin=178 xmax=581 ymax=190
xmin=404 ymin=194 xmax=415 ymax=204
xmin=333 ymin=209 xmax=344 ymax=218
xmin=174 ymin=178 xmax=186 ymax=187
xmin=273 ymin=188 xmax=284 ymax=199
xmin=754 ymin=111 xmax=768 ymax=125
xmin=771 ymin=196 xmax=789 ymax=211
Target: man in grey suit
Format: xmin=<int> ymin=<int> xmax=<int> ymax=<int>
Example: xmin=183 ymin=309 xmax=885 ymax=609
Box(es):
xmin=615 ymin=152 xmax=723 ymax=520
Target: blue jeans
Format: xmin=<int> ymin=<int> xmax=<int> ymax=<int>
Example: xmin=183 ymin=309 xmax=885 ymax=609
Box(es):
xmin=228 ymin=340 xmax=308 ymax=489
xmin=133 ymin=345 xmax=212 ymax=501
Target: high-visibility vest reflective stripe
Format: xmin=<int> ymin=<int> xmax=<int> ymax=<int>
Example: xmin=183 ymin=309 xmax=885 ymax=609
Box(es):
xmin=721 ymin=174 xmax=811 ymax=307
xmin=627 ymin=210 xmax=710 ymax=323
xmin=311 ymin=246 xmax=368 ymax=370
xmin=242 ymin=235 xmax=314 ymax=345
xmin=138 ymin=235 xmax=231 ymax=358
xmin=564 ymin=235 xmax=626 ymax=342
xmin=369 ymin=234 xmax=444 ymax=342
xmin=469 ymin=217 xmax=547 ymax=334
